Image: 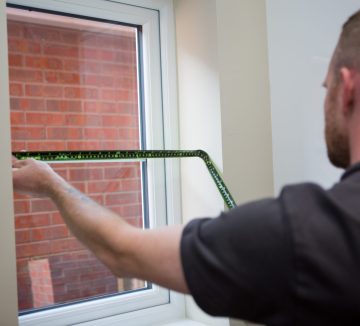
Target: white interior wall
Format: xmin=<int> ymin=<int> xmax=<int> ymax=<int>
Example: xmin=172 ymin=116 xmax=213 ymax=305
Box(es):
xmin=174 ymin=1 xmax=229 ymax=325
xmin=266 ymin=0 xmax=360 ymax=194
xmin=175 ymin=1 xmax=272 ymax=326
xmin=216 ymin=0 xmax=274 ymax=206
xmin=217 ymin=1 xmax=272 ymax=325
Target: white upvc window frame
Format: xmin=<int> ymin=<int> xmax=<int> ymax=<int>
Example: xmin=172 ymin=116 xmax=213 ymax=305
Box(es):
xmin=4 ymin=0 xmax=183 ymax=325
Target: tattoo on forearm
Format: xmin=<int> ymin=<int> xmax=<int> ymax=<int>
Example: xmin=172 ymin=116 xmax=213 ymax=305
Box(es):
xmin=66 ymin=186 xmax=97 ymax=205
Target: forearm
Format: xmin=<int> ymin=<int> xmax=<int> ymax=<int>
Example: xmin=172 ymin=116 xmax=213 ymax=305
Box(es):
xmin=13 ymin=158 xmax=189 ymax=293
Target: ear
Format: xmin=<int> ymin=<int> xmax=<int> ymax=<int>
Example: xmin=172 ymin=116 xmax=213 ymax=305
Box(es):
xmin=340 ymin=67 xmax=355 ymax=114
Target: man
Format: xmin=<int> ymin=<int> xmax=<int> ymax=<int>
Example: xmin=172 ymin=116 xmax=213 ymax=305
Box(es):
xmin=12 ymin=9 xmax=360 ymax=326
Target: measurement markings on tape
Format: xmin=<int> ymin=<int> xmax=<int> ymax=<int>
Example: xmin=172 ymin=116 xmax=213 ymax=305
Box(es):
xmin=13 ymin=150 xmax=236 ymax=209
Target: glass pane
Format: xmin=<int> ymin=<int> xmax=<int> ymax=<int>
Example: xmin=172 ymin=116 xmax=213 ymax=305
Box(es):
xmin=7 ymin=7 xmax=147 ymax=313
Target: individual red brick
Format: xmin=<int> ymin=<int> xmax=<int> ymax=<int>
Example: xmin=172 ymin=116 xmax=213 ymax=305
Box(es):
xmin=25 ymin=84 xmax=63 ymax=97
xmin=79 ymin=61 xmax=101 ymax=74
xmin=114 ymin=51 xmax=136 ymax=64
xmin=104 ymin=102 xmax=124 ymax=113
xmin=44 ymin=44 xmax=79 ymax=57
xmin=96 ymin=35 xmax=114 ymax=48
xmin=65 ymin=141 xmax=97 ymax=151
xmin=59 ymin=73 xmax=80 ymax=85
xmin=45 ymin=72 xmax=80 ymax=85
xmin=64 ymin=87 xmax=98 ymax=99
xmin=99 ymin=76 xmax=114 ymax=87
xmin=10 ymin=98 xmax=45 ymax=111
xmin=82 ymin=101 xmax=99 ymax=113
xmin=79 ymin=48 xmax=99 ymax=60
xmin=120 ymin=179 xmax=141 ymax=191
xmin=26 ymin=56 xmax=62 ymax=70
xmin=8 ymin=39 xmax=41 ymax=54
xmin=100 ymin=89 xmax=117 ymax=101
xmin=10 ymin=69 xmax=43 ymax=82
xmin=15 ymin=214 xmax=50 ymax=229
xmin=51 ymin=212 xmax=64 ymax=225
xmin=11 ymin=126 xmax=45 ymax=140
xmin=30 ymin=228 xmax=52 ymax=242
xmin=44 ymin=71 xmax=58 ymax=83
xmin=97 ymin=141 xmax=138 ymax=150
xmin=46 ymin=57 xmax=63 ymax=70
xmin=9 ymin=83 xmax=23 ymax=96
xmin=51 ymin=238 xmax=83 ymax=254
xmin=100 ymin=50 xmax=116 ymax=61
xmin=121 ymin=204 xmax=142 ymax=218
xmin=24 ymin=85 xmax=41 ymax=97
xmin=120 ymin=89 xmax=137 ymax=102
xmin=10 ymin=112 xmax=25 ymax=125
xmin=11 ymin=140 xmax=26 ymax=151
xmin=84 ymin=127 xmax=118 ymax=140
xmin=101 ymin=63 xmax=135 ymax=76
xmin=87 ymin=181 xmax=122 ymax=194
xmin=102 ymin=115 xmax=136 ymax=126
xmin=26 ymin=141 xmax=65 ymax=151
xmin=46 ymin=127 xmax=82 ymax=140
xmin=50 ymin=225 xmax=69 ymax=239
xmin=115 ymin=76 xmax=137 ymax=89
xmin=65 ymin=114 xmax=102 ymax=126
xmin=16 ymin=241 xmax=50 ymax=259
xmin=16 ymin=230 xmax=31 ymax=244
xmin=9 ymin=54 xmax=23 ymax=67
xmin=81 ymin=75 xmax=98 ymax=86
xmin=26 ymin=112 xmax=65 ymax=126
xmin=63 ymin=59 xmax=80 ymax=71
xmin=69 ymin=168 xmax=103 ymax=181
xmin=16 ymin=259 xmax=29 ymax=274
xmin=118 ymin=128 xmax=138 ymax=139
xmin=46 ymin=99 xmax=82 ymax=112
xmin=14 ymin=200 xmax=30 ymax=215
xmin=24 ymin=26 xmax=61 ymax=42
xmin=116 ymin=102 xmax=138 ymax=114
xmin=105 ymin=192 xmax=139 ymax=206
xmin=113 ymin=36 xmax=136 ymax=50
xmin=31 ymin=199 xmax=57 ymax=213
xmin=104 ymin=166 xmax=138 ymax=179
xmin=44 ymin=85 xmax=64 ymax=97
xmin=31 ymin=225 xmax=68 ymax=241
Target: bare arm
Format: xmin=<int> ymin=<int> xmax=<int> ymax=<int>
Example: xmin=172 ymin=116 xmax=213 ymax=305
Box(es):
xmin=12 ymin=158 xmax=189 ymax=294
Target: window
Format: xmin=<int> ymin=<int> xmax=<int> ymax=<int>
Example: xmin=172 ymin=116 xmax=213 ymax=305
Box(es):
xmin=6 ymin=0 xmax=183 ymax=325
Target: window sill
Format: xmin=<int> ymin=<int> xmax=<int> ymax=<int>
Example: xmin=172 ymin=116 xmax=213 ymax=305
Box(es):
xmin=160 ymin=319 xmax=209 ymax=326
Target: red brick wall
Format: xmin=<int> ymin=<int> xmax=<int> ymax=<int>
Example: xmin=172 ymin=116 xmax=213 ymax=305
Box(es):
xmin=8 ymin=19 xmax=143 ymax=311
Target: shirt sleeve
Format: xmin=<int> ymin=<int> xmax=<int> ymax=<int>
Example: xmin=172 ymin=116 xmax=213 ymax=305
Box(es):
xmin=180 ymin=197 xmax=294 ymax=325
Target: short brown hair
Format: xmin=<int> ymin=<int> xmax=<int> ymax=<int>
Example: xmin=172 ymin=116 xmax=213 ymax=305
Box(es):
xmin=333 ymin=10 xmax=360 ymax=72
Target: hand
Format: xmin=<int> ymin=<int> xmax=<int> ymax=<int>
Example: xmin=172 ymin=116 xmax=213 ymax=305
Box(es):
xmin=12 ymin=157 xmax=65 ymax=197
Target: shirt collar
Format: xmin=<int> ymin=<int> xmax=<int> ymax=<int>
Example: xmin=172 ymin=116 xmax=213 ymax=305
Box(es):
xmin=341 ymin=162 xmax=360 ymax=181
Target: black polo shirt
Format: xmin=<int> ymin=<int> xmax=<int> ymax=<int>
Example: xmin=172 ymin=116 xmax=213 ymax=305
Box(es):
xmin=181 ymin=163 xmax=360 ymax=326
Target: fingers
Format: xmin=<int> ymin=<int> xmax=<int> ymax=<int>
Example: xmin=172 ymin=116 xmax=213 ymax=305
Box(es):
xmin=12 ymin=159 xmax=29 ymax=168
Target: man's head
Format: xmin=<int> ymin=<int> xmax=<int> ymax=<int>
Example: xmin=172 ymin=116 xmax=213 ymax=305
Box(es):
xmin=324 ymin=10 xmax=360 ymax=169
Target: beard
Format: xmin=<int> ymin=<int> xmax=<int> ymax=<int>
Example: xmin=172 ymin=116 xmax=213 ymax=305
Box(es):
xmin=325 ymin=112 xmax=350 ymax=169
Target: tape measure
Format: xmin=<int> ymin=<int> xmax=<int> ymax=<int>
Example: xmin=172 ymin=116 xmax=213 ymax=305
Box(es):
xmin=13 ymin=150 xmax=236 ymax=209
